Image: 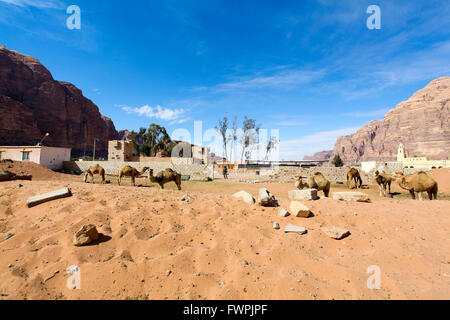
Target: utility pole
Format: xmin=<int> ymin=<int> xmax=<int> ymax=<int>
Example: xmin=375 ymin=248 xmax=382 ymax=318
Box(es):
xmin=93 ymin=138 xmax=99 ymax=161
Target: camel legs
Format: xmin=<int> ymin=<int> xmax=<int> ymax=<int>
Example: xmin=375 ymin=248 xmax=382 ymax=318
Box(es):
xmin=175 ymin=181 xmax=181 ymax=191
xmin=159 ymin=182 xmax=165 ymax=189
xmin=409 ymin=190 xmax=416 ymax=200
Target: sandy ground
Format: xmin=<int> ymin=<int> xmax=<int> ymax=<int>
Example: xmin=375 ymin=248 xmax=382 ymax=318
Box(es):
xmin=0 ymin=162 xmax=449 ymax=300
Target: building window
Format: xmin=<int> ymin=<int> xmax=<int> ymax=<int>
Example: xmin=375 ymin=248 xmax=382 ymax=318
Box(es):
xmin=22 ymin=151 xmax=30 ymax=161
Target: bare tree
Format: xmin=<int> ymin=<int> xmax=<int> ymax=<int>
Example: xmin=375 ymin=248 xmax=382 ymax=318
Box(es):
xmin=239 ymin=117 xmax=260 ymax=163
xmin=228 ymin=116 xmax=238 ymax=162
xmin=215 ymin=117 xmax=228 ymax=162
xmin=265 ymin=136 xmax=279 ymax=160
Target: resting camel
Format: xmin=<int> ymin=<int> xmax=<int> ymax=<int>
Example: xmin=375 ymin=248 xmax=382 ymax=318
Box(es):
xmin=294 ymin=173 xmax=330 ymax=197
xmin=374 ymin=170 xmax=393 ymax=197
xmin=394 ymin=171 xmax=438 ymax=200
xmin=84 ymin=164 xmax=105 ymax=184
xmin=347 ymin=168 xmax=362 ymax=189
xmin=148 ymin=168 xmax=182 ymax=190
xmin=293 ymin=175 xmax=308 ymax=190
xmin=118 ymin=166 xmax=149 ymax=186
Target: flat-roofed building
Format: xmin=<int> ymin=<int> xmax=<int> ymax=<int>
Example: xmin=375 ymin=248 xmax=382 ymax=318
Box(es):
xmin=0 ymin=146 xmax=71 ymax=170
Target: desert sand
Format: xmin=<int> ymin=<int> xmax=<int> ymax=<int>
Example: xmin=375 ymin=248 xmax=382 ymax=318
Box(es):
xmin=0 ymin=162 xmax=449 ymax=300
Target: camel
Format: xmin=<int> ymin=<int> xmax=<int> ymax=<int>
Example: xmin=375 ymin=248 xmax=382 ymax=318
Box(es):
xmin=118 ymin=166 xmax=149 ymax=186
xmin=307 ymin=172 xmax=331 ymax=197
xmin=347 ymin=168 xmax=362 ymax=189
xmin=148 ymin=168 xmax=182 ymax=190
xmin=293 ymin=175 xmax=308 ymax=190
xmin=84 ymin=164 xmax=105 ymax=184
xmin=394 ymin=171 xmax=438 ymax=200
xmin=293 ymin=173 xmax=330 ymax=197
xmin=374 ymin=170 xmax=393 ymax=197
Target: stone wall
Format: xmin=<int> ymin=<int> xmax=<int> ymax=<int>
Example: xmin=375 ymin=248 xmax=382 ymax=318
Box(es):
xmin=268 ymin=165 xmax=430 ymax=184
xmin=63 ymin=161 xmax=214 ymax=181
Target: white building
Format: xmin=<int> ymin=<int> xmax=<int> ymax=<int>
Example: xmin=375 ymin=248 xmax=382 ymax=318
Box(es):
xmin=0 ymin=146 xmax=71 ymax=170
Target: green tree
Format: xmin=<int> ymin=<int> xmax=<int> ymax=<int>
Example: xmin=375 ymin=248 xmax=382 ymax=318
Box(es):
xmin=332 ymin=154 xmax=344 ymax=167
xmin=128 ymin=124 xmax=174 ymax=157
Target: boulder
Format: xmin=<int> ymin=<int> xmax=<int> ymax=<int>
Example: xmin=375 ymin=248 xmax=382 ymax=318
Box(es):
xmin=290 ymin=201 xmax=311 ymax=218
xmin=278 ymin=208 xmax=290 ymax=217
xmin=73 ymin=224 xmax=100 ymax=247
xmin=321 ymin=226 xmax=350 ymax=240
xmin=332 ymin=192 xmax=370 ymax=202
xmin=233 ymin=191 xmax=255 ymax=205
xmin=288 ymin=189 xmax=319 ymax=200
xmin=257 ymin=188 xmax=277 ymax=207
xmin=284 ymin=223 xmax=307 ymax=235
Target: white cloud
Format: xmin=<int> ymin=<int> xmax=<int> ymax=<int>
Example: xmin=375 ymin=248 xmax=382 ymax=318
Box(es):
xmin=122 ymin=105 xmax=187 ymax=123
xmin=279 ymin=127 xmax=359 ymax=160
xmin=0 ymin=0 xmax=65 ymax=9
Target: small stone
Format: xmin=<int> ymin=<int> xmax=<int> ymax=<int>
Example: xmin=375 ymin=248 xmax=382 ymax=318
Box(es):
xmin=278 ymin=208 xmax=290 ymax=217
xmin=73 ymin=224 xmax=100 ymax=246
xmin=166 ymin=270 xmax=172 ymax=276
xmin=181 ymin=194 xmax=195 ymax=204
xmin=16 ymin=184 xmax=23 ymax=189
xmin=233 ymin=191 xmax=255 ymax=205
xmin=258 ymin=188 xmax=278 ymax=207
xmin=273 ymin=222 xmax=280 ymax=230
xmin=290 ymin=201 xmax=311 ymax=218
xmin=5 ymin=233 xmax=14 ymax=240
xmin=8 ymin=264 xmax=13 ymax=268
xmin=322 ymin=226 xmax=351 ymax=240
xmin=284 ymin=223 xmax=307 ymax=235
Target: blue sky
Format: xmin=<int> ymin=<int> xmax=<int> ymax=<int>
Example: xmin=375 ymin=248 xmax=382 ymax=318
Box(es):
xmin=1 ymin=0 xmax=449 ymax=159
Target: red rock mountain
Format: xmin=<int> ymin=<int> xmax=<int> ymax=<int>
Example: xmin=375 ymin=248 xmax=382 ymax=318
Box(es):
xmin=0 ymin=45 xmax=118 ymax=157
xmin=303 ymin=150 xmax=333 ymax=161
xmin=333 ymin=77 xmax=450 ymax=163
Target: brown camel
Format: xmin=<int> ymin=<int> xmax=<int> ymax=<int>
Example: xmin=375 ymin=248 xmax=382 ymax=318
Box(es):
xmin=84 ymin=164 xmax=105 ymax=184
xmin=148 ymin=168 xmax=182 ymax=190
xmin=118 ymin=166 xmax=149 ymax=186
xmin=394 ymin=171 xmax=438 ymax=200
xmin=374 ymin=170 xmax=393 ymax=197
xmin=307 ymin=172 xmax=331 ymax=197
xmin=347 ymin=168 xmax=362 ymax=189
xmin=293 ymin=175 xmax=308 ymax=190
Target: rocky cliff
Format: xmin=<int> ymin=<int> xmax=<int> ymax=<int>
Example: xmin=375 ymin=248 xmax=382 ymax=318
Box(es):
xmin=0 ymin=45 xmax=119 ymax=157
xmin=303 ymin=150 xmax=333 ymax=161
xmin=333 ymin=77 xmax=450 ymax=163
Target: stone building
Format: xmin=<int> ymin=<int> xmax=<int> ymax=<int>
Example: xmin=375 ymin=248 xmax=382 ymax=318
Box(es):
xmin=397 ymin=143 xmax=449 ymax=169
xmin=107 ymin=140 xmax=211 ymax=164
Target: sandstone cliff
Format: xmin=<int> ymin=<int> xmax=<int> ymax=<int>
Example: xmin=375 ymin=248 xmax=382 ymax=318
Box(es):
xmin=303 ymin=150 xmax=333 ymax=161
xmin=333 ymin=77 xmax=450 ymax=163
xmin=0 ymin=45 xmax=119 ymax=157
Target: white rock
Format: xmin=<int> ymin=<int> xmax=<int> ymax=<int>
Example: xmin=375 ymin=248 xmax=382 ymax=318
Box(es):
xmin=27 ymin=188 xmax=72 ymax=208
xmin=332 ymin=192 xmax=370 ymax=202
xmin=233 ymin=191 xmax=255 ymax=204
xmin=290 ymin=201 xmax=311 ymax=218
xmin=284 ymin=223 xmax=307 ymax=235
xmin=288 ymin=189 xmax=319 ymax=200
xmin=258 ymin=188 xmax=277 ymax=206
xmin=321 ymin=226 xmax=350 ymax=240
xmin=278 ymin=208 xmax=290 ymax=217
xmin=273 ymin=222 xmax=280 ymax=230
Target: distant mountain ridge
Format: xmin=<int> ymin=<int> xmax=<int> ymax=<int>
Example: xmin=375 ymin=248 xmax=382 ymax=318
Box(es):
xmin=0 ymin=45 xmax=119 ymax=157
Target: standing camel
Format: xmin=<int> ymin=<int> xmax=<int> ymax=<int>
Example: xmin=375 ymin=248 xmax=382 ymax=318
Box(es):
xmin=84 ymin=164 xmax=105 ymax=184
xmin=118 ymin=166 xmax=149 ymax=186
xmin=374 ymin=170 xmax=393 ymax=197
xmin=347 ymin=168 xmax=362 ymax=189
xmin=394 ymin=171 xmax=438 ymax=200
